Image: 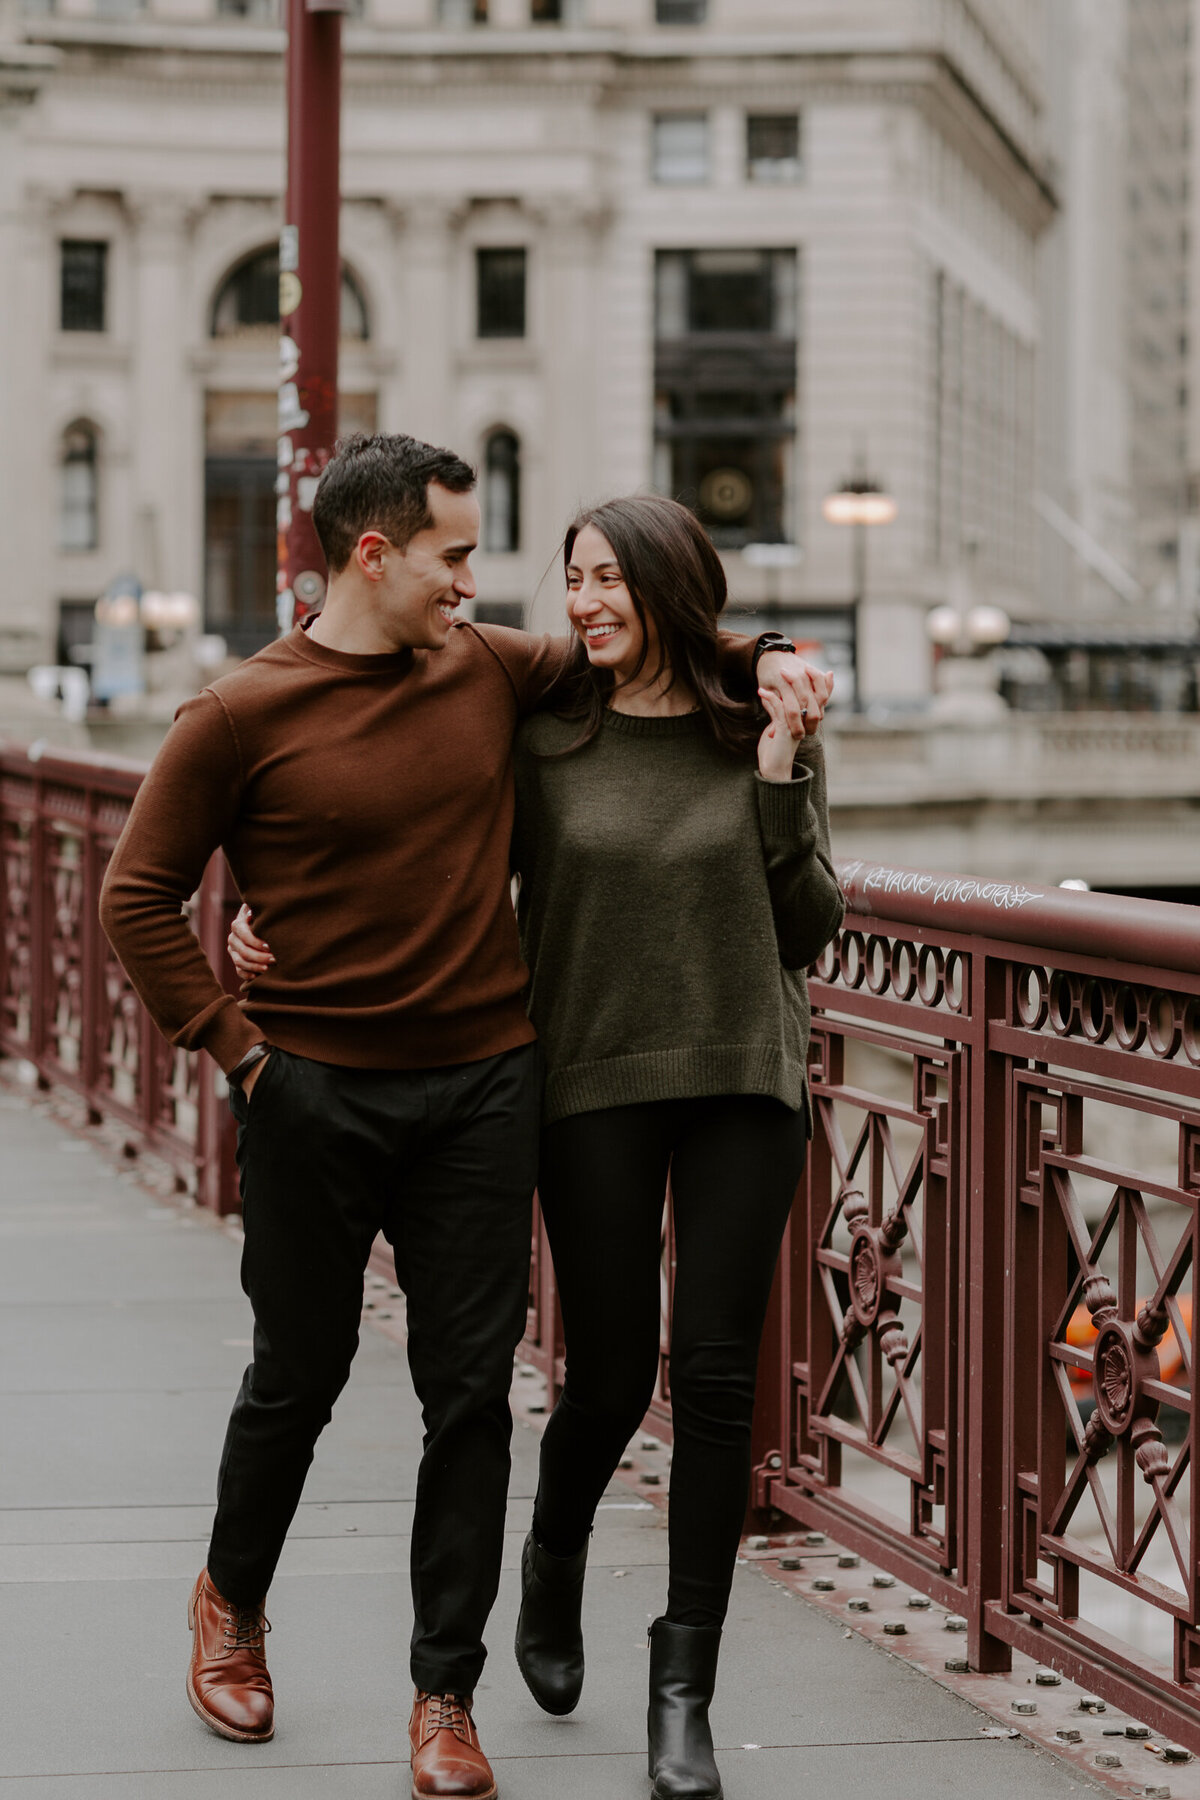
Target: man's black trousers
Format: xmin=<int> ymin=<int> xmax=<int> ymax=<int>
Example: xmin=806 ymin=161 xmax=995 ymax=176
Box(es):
xmin=208 ymin=1042 xmax=540 ymax=1696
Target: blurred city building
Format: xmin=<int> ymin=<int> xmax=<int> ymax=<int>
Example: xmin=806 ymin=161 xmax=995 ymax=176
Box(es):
xmin=1 ymin=0 xmax=1199 ymax=889
xmin=0 ymin=0 xmax=1052 ymax=714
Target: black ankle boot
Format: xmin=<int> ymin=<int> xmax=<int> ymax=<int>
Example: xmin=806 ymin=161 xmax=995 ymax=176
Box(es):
xmin=647 ymin=1617 xmax=723 ymax=1800
xmin=514 ymin=1529 xmax=589 ymax=1715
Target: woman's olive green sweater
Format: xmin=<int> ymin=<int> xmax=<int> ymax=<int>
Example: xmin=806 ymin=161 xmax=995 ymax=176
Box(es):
xmin=512 ymin=708 xmax=844 ymax=1128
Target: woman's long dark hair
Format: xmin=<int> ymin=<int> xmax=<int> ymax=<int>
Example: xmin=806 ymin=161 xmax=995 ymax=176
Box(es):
xmin=544 ymin=494 xmax=760 ymax=757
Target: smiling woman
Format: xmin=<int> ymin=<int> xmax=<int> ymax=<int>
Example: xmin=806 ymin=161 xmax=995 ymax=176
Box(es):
xmin=505 ymin=493 xmax=842 ymax=1800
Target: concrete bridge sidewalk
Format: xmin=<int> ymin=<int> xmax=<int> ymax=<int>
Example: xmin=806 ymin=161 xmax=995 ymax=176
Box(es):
xmin=0 ymin=1084 xmax=1101 ymax=1800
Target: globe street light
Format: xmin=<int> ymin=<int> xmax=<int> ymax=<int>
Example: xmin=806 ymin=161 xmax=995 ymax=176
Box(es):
xmin=822 ymin=470 xmax=896 ymax=705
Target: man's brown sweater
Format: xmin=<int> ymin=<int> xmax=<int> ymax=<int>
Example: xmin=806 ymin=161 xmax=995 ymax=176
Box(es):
xmin=99 ymin=620 xmax=760 ymax=1075
xmin=99 ymin=621 xmax=572 ymax=1073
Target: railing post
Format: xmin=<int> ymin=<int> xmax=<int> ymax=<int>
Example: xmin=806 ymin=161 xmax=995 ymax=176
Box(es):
xmin=748 ymin=1227 xmax=787 ymax=1525
xmin=965 ymin=952 xmax=1012 ymax=1671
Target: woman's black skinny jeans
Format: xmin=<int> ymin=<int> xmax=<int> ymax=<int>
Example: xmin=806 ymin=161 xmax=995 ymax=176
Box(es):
xmin=532 ymin=1094 xmax=807 ymax=1629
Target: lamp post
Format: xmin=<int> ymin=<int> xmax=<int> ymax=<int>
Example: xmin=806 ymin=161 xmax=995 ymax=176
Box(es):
xmin=822 ymin=467 xmax=896 ymax=707
xmin=277 ymin=0 xmax=347 ymax=634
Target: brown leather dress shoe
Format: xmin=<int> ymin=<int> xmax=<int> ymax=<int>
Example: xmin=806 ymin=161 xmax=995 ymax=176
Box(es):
xmin=409 ymin=1690 xmax=497 ymax=1799
xmin=186 ymin=1568 xmax=274 ymax=1743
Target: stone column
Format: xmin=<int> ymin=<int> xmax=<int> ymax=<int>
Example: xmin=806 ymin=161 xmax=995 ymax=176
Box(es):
xmin=400 ymin=198 xmax=465 ymax=446
xmin=529 ymin=197 xmax=608 ymax=626
xmin=0 ymin=47 xmax=56 ymax=667
xmin=127 ymin=192 xmax=201 ymax=597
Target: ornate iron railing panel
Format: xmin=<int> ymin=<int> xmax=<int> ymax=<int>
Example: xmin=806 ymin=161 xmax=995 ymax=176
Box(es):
xmin=0 ymin=743 xmax=238 ymax=1212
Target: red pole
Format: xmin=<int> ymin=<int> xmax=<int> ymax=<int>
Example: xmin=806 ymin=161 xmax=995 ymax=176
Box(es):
xmin=278 ymin=0 xmax=344 ymax=631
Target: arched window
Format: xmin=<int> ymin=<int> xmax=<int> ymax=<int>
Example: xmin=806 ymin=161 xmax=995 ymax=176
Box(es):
xmin=59 ymin=422 xmax=99 ymax=552
xmin=210 ymin=246 xmax=370 ymax=340
xmin=484 ymin=429 xmax=521 ymax=552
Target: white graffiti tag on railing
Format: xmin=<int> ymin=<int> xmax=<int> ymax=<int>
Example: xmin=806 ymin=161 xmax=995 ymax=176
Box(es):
xmin=842 ymin=860 xmax=1042 ymax=912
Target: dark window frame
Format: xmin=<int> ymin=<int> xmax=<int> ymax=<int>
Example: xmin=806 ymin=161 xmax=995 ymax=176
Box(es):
xmin=476 ymin=247 xmax=528 ymax=340
xmin=59 ymin=422 xmax=100 ymax=552
xmin=656 ymin=0 xmax=707 ymax=22
xmin=746 ymin=113 xmax=803 ymax=182
xmin=60 ymin=241 xmax=108 ymax=334
xmin=483 ymin=428 xmax=522 ymax=553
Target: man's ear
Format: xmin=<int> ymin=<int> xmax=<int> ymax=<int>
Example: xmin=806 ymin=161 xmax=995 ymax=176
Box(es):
xmin=355 ymin=531 xmax=391 ymax=581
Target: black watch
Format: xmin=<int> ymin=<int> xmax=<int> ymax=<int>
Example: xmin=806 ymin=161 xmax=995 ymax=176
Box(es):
xmin=229 ymin=1043 xmax=271 ymax=1089
xmin=751 ymin=632 xmax=797 ymax=679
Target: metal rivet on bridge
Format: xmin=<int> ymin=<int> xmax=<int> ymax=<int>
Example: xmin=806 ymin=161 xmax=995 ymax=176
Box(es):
xmin=1144 ymin=1787 xmax=1172 ymax=1799
xmin=1125 ymin=1725 xmax=1151 ymax=1739
xmin=1054 ymin=1728 xmax=1082 ymax=1744
xmin=1012 ymin=1700 xmax=1037 ymax=1715
xmin=847 ymin=1597 xmax=870 ymax=1613
xmin=906 ymin=1594 xmax=931 ymax=1609
xmin=746 ymin=1535 xmax=769 ymax=1551
xmin=526 ymin=1403 xmax=545 ymax=1414
xmin=641 ymin=1437 xmax=659 ymax=1451
xmin=641 ymin=1473 xmax=660 ymax=1485
xmin=837 ymin=1552 xmax=860 ymax=1568
xmin=811 ymin=1578 xmax=835 ymax=1592
xmin=870 ymin=1573 xmax=896 ymax=1588
xmin=944 ymin=1615 xmax=968 ymax=1632
xmin=882 ymin=1621 xmax=907 ymax=1636
xmin=804 ymin=1532 xmax=827 ymax=1546
xmin=944 ymin=1657 xmax=969 ymax=1673
xmin=1161 ymin=1746 xmax=1192 ymax=1763
xmin=1094 ymin=1752 xmax=1122 ymax=1769
xmin=777 ymin=1557 xmax=802 ymax=1571
xmin=1079 ymin=1696 xmax=1106 ymax=1713
xmin=1034 ymin=1670 xmax=1061 ymax=1686
xmin=619 ymin=1456 xmax=633 ymax=1469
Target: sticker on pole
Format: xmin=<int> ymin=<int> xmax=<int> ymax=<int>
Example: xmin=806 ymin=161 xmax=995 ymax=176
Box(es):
xmin=279 ymin=271 xmax=302 ymax=319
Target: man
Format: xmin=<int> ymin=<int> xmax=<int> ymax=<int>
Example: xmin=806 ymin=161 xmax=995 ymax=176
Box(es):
xmin=99 ymin=433 xmax=830 ymax=1800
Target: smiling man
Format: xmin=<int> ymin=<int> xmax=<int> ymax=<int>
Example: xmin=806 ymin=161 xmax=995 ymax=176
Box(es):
xmin=99 ymin=433 xmax=829 ymax=1799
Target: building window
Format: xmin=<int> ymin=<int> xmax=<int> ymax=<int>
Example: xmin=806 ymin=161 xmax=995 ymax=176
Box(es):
xmin=483 ymin=430 xmax=521 ymax=552
xmin=652 ymin=115 xmax=709 ymax=185
xmin=210 ymin=246 xmax=369 ymax=339
xmin=656 ymin=0 xmax=706 ymax=21
xmin=654 ymin=250 xmax=798 ymax=548
xmin=532 ymin=0 xmax=583 ymax=18
xmin=59 ymin=423 xmax=99 ymax=553
xmin=217 ymin=0 xmax=279 ymax=16
xmin=747 ymin=114 xmax=802 ymax=183
xmin=60 ymin=241 xmax=107 ymax=334
xmin=655 ymin=248 xmax=797 ymax=337
xmin=439 ymin=0 xmax=487 ymax=21
xmin=477 ymin=248 xmax=527 ymax=339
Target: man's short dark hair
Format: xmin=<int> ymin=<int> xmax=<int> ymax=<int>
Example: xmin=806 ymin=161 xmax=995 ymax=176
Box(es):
xmin=312 ymin=433 xmax=477 ymax=574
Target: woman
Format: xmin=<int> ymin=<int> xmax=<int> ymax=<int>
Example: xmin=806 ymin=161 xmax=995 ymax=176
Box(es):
xmin=230 ymin=495 xmax=843 ymax=1800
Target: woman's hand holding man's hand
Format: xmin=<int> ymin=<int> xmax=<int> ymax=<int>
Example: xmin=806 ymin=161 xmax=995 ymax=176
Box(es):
xmin=756 ymin=687 xmax=806 ymax=783
xmin=229 ymin=905 xmax=273 ymax=989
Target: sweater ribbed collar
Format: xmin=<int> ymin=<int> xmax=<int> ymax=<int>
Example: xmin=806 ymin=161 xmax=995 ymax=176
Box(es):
xmin=601 ymin=706 xmax=707 ymax=737
xmin=288 ymin=619 xmax=415 ymax=677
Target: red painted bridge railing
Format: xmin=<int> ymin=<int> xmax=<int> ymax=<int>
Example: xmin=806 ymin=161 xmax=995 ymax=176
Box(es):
xmin=0 ymin=742 xmax=240 ymax=1211
xmin=526 ymin=859 xmax=1200 ymax=1748
xmin=4 ymin=742 xmax=1200 ymax=1745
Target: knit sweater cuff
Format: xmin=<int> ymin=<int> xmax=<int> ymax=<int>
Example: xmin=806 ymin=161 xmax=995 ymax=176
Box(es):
xmin=754 ymin=764 xmax=816 ymax=845
xmin=174 ymin=994 xmax=267 ymax=1075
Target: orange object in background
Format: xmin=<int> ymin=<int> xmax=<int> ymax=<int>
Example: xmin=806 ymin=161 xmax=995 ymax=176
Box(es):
xmin=1065 ymin=1295 xmax=1192 ymax=1401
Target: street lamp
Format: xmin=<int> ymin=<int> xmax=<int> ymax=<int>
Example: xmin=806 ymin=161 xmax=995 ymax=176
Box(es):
xmin=822 ymin=469 xmax=896 ymax=707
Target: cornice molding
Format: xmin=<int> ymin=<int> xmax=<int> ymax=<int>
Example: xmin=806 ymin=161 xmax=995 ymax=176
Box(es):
xmin=18 ymin=33 xmax=1053 ymax=227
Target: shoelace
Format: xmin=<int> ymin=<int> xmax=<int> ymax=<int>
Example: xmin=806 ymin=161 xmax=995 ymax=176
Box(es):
xmin=223 ymin=1602 xmax=271 ymax=1652
xmin=424 ymin=1693 xmax=470 ymax=1740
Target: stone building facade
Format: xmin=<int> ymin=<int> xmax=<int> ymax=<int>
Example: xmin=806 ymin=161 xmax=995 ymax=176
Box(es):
xmin=0 ymin=0 xmax=1053 ymax=706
